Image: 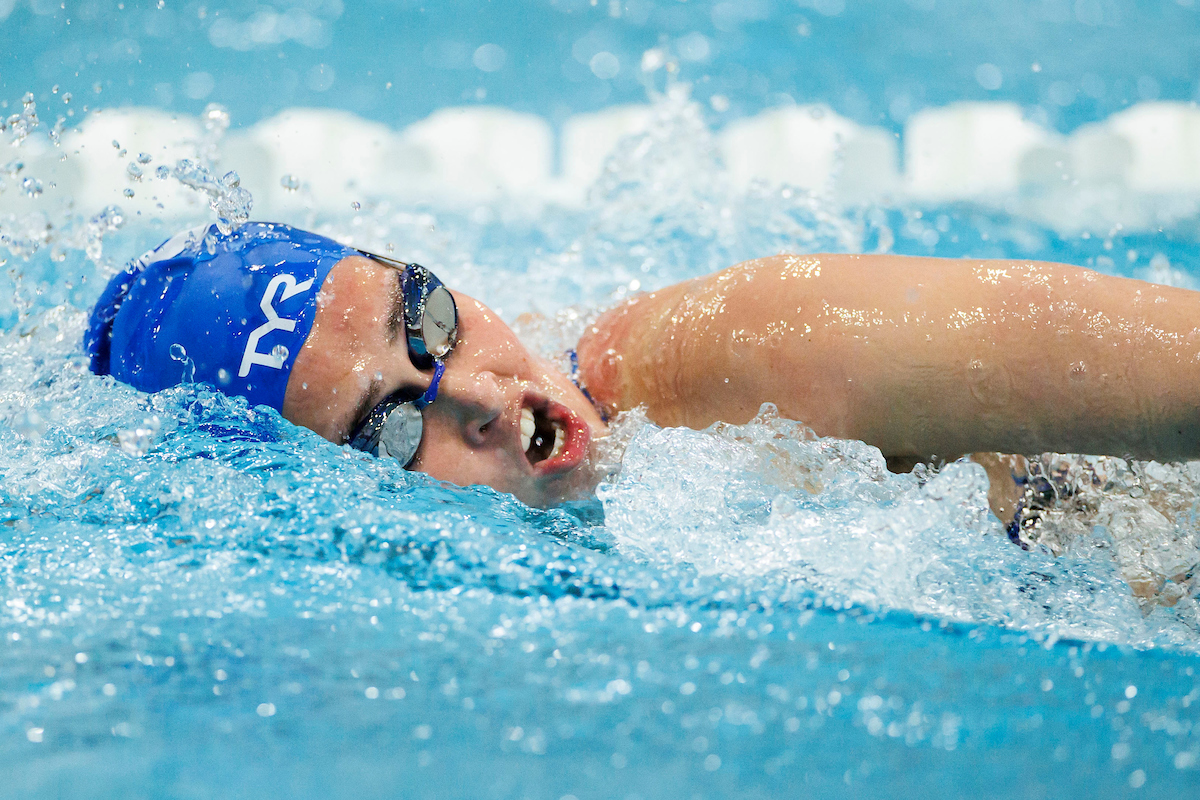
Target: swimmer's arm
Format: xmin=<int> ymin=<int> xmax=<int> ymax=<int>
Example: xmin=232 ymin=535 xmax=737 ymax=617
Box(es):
xmin=576 ymin=253 xmax=1200 ymax=461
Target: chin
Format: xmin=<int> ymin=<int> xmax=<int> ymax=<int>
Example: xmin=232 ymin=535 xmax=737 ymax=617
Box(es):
xmin=519 ymin=440 xmax=610 ymax=508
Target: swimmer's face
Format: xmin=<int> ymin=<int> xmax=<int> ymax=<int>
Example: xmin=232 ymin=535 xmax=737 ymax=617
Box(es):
xmin=283 ymin=255 xmax=607 ymax=506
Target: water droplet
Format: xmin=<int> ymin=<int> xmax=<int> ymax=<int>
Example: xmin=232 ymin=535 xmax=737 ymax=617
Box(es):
xmin=155 ymin=165 xmax=170 ymax=179
xmin=217 ymin=368 xmax=231 ymax=385
xmin=279 ymin=174 xmax=300 ymax=192
xmin=111 ymin=139 xmax=120 ymax=149
xmin=169 ymin=343 xmax=188 ymax=362
xmin=89 ymin=204 xmax=125 ymax=233
xmin=203 ymin=103 xmax=230 ymax=136
xmin=125 ymin=163 xmax=143 ymax=181
xmin=137 ymin=152 xmax=152 ymax=164
xmin=4 ymin=95 xmax=39 ymax=145
xmin=21 ymin=177 xmax=42 ymax=198
xmin=351 ymin=201 xmax=361 ymax=211
xmin=123 ymin=188 xmax=135 ymax=197
xmin=271 ymin=344 xmax=290 ymax=363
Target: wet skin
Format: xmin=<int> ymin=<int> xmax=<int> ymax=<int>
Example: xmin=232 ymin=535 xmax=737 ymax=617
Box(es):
xmin=577 ymin=253 xmax=1200 ymax=462
xmin=286 ymin=251 xmax=1200 ymax=510
xmin=283 ymin=256 xmax=606 ymax=507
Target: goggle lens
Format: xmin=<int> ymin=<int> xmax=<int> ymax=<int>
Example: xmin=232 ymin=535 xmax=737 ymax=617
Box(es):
xmin=421 ymin=284 xmax=457 ymax=361
xmin=347 ymin=254 xmax=458 ymax=467
xmin=376 ymin=402 xmax=423 ymax=464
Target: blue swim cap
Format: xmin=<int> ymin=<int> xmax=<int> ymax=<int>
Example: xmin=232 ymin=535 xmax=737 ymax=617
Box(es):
xmin=85 ymin=222 xmax=359 ymax=411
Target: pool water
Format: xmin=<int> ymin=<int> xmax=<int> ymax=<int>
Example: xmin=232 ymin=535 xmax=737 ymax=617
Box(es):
xmin=3 ymin=2 xmax=1200 ymax=798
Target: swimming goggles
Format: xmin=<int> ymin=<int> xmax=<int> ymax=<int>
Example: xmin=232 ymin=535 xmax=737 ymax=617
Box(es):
xmin=346 ymin=252 xmax=458 ymax=467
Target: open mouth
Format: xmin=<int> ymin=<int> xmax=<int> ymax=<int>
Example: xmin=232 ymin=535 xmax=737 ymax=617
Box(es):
xmin=520 ymin=405 xmax=565 ymax=466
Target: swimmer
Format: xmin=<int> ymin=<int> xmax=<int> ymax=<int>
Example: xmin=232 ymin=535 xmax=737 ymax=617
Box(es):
xmin=86 ymin=222 xmax=1200 ymax=519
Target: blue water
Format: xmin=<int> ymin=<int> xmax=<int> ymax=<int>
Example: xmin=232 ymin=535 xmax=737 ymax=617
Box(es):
xmin=3 ymin=0 xmax=1199 ymax=132
xmin=3 ymin=1 xmax=1200 ymax=798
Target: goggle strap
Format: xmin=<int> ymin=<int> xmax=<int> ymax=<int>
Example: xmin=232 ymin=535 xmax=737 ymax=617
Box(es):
xmin=415 ymin=359 xmax=445 ymax=409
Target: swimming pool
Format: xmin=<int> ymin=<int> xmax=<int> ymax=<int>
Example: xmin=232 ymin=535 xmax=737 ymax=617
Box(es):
xmin=2 ymin=1 xmax=1200 ymax=797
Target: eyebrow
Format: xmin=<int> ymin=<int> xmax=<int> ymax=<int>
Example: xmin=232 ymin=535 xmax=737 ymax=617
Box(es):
xmin=384 ymin=267 xmax=405 ymax=344
xmin=343 ymin=268 xmax=406 ymax=442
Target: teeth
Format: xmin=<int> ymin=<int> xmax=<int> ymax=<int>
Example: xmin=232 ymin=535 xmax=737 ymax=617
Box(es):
xmin=520 ymin=407 xmax=535 ymax=453
xmin=549 ymin=422 xmax=565 ymax=460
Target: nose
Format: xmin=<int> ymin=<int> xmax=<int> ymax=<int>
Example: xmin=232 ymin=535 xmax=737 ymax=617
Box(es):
xmin=428 ymin=369 xmax=514 ymax=447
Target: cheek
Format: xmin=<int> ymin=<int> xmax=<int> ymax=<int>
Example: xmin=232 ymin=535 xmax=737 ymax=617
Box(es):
xmin=411 ymin=420 xmax=497 ymax=481
xmin=413 ymin=445 xmax=520 ymax=495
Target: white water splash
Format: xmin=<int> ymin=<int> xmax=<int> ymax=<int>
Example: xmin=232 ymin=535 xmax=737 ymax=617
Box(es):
xmin=599 ymin=405 xmax=1200 ymax=649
